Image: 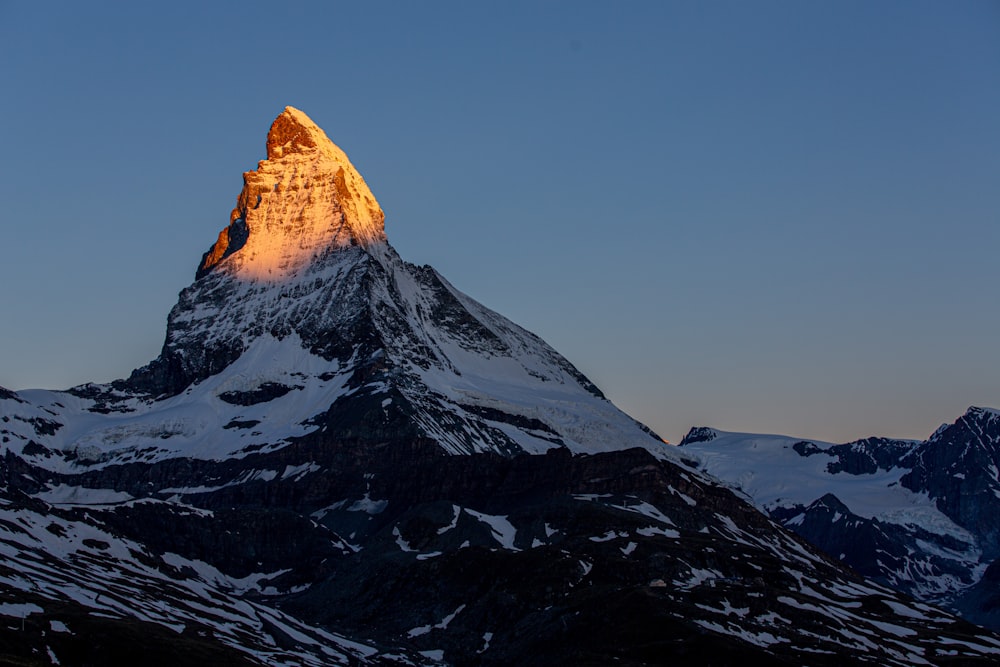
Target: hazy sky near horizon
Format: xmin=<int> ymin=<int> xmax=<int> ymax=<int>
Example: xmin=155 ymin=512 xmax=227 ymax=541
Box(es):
xmin=1 ymin=1 xmax=997 ymax=444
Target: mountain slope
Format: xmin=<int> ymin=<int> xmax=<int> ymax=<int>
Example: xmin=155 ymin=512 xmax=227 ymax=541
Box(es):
xmin=680 ymin=406 xmax=1000 ymax=629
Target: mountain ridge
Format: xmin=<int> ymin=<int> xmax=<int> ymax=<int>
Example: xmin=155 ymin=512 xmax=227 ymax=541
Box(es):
xmin=680 ymin=404 xmax=1000 ymax=630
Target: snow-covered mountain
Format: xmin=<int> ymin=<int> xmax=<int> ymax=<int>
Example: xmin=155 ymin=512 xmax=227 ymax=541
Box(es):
xmin=1 ymin=107 xmax=998 ymax=665
xmin=2 ymin=107 xmax=662 ymax=469
xmin=680 ymin=406 xmax=1000 ymax=629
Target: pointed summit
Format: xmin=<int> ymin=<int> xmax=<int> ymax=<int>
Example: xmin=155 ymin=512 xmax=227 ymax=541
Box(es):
xmin=198 ymin=106 xmax=386 ymax=281
xmin=266 ymin=106 xmax=325 ymax=158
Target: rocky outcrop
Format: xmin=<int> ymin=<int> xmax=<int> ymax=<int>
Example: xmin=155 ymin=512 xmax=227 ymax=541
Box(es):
xmin=902 ymin=407 xmax=1000 ymax=559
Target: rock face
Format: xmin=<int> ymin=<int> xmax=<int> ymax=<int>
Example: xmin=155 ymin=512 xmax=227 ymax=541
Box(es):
xmin=902 ymin=407 xmax=1000 ymax=559
xmin=2 ymin=108 xmax=1000 ymax=665
xmin=198 ymin=106 xmax=385 ymax=280
xmin=681 ymin=406 xmax=1000 ymax=630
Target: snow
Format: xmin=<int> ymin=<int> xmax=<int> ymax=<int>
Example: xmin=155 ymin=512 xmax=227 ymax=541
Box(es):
xmin=938 ymin=636 xmax=1000 ymax=654
xmin=50 ymin=620 xmax=70 ymax=633
xmin=694 ymin=619 xmax=788 ymax=648
xmin=0 ymin=602 xmax=42 ymax=617
xmin=682 ymin=428 xmax=982 ymax=600
xmin=4 ymin=235 xmax=678 ymax=473
xmin=464 ymin=509 xmax=518 ymax=551
xmin=393 ymin=527 xmax=415 ymax=553
xmin=437 ymin=505 xmax=461 ymax=534
xmin=37 ymin=484 xmax=134 ymax=505
xmin=418 ymin=650 xmax=445 ymax=662
xmin=7 ymin=334 xmax=354 ymax=469
xmin=589 ymin=531 xmax=621 ymax=543
xmin=865 ymin=619 xmax=917 ymax=637
xmin=674 ymin=566 xmax=724 ymax=590
xmin=636 ymin=526 xmax=680 ymax=539
xmin=435 ymin=605 xmax=465 ymax=630
xmin=882 ymin=600 xmax=931 ymax=621
xmin=282 ymin=462 xmax=320 ymax=480
xmin=347 ymin=495 xmax=387 ymax=515
xmin=407 ymin=624 xmax=431 ymax=638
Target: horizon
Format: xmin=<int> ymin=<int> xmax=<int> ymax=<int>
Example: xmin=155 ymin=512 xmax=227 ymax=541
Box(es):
xmin=1 ymin=2 xmax=997 ymax=444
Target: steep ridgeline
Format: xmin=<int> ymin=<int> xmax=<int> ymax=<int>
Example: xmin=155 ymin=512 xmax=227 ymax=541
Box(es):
xmin=1 ymin=109 xmax=999 ymax=665
xmin=681 ymin=406 xmax=1000 ymax=631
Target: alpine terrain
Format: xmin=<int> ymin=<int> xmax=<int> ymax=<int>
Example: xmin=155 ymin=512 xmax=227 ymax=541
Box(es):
xmin=680 ymin=406 xmax=1000 ymax=632
xmin=1 ymin=107 xmax=998 ymax=665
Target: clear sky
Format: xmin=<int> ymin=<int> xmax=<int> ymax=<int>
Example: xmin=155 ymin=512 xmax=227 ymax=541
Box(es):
xmin=1 ymin=1 xmax=997 ymax=444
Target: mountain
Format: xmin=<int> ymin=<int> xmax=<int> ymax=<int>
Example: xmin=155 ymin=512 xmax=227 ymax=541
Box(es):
xmin=18 ymin=106 xmax=661 ymax=465
xmin=680 ymin=406 xmax=1000 ymax=630
xmin=2 ymin=107 xmax=999 ymax=665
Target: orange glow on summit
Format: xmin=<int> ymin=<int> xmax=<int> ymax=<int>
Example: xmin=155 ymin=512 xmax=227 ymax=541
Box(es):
xmin=198 ymin=107 xmax=386 ymax=281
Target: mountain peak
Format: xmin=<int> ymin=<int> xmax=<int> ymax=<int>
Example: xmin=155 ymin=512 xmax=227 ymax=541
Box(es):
xmin=266 ymin=106 xmax=324 ymax=159
xmin=197 ymin=106 xmax=386 ymax=281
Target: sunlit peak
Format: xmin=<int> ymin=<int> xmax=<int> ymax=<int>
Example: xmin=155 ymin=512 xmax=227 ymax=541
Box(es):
xmin=197 ymin=107 xmax=386 ymax=282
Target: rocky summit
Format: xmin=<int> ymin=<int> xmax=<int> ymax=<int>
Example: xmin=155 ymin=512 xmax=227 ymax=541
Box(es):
xmin=1 ymin=107 xmax=999 ymax=665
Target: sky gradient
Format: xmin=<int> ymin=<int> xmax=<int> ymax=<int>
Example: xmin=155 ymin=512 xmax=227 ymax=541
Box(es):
xmin=1 ymin=1 xmax=998 ymax=444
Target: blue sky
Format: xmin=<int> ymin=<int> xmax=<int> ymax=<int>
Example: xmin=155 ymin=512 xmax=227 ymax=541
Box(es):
xmin=1 ymin=1 xmax=997 ymax=443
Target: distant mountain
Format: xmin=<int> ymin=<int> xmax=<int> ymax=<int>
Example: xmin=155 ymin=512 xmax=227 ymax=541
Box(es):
xmin=1 ymin=107 xmax=997 ymax=665
xmin=680 ymin=406 xmax=1000 ymax=630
